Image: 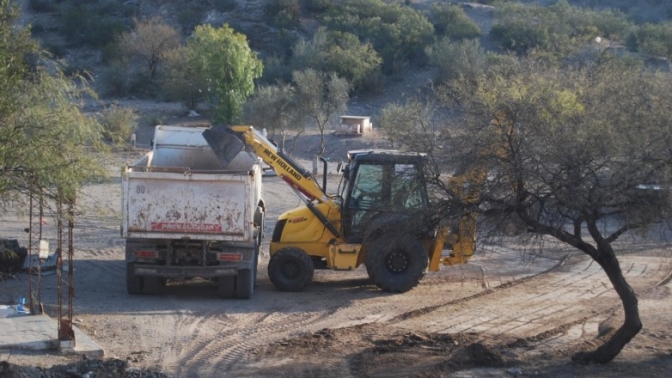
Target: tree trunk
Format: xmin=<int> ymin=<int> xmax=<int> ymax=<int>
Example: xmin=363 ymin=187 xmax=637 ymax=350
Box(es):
xmin=319 ymin=128 xmax=326 ymax=157
xmin=572 ymin=247 xmax=642 ymax=364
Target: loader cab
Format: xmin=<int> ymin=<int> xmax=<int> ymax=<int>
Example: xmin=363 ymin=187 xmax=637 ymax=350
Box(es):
xmin=339 ymin=150 xmax=429 ymax=243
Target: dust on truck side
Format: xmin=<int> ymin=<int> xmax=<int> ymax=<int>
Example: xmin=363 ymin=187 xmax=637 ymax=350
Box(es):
xmin=121 ymin=125 xmax=265 ymax=299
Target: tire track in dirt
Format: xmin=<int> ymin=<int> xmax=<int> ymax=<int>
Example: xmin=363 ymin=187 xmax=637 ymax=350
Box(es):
xmin=170 ymin=310 xmax=271 ymax=376
xmin=135 ymin=309 xmax=194 ymax=371
xmin=176 ymin=308 xmax=344 ymax=377
xmin=391 ymin=254 xmax=672 ymax=345
xmin=144 ymin=307 xmax=233 ymax=374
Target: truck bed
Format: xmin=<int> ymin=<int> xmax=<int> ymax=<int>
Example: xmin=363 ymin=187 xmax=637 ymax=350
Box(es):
xmin=122 ymin=169 xmax=253 ymax=242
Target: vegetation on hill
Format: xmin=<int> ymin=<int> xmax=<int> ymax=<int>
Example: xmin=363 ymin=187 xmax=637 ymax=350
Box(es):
xmin=21 ymin=1 xmax=671 ymax=128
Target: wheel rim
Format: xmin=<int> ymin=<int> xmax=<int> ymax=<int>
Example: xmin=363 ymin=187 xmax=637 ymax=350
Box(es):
xmin=385 ymin=248 xmax=409 ymax=273
xmin=281 ymin=260 xmax=301 ymax=279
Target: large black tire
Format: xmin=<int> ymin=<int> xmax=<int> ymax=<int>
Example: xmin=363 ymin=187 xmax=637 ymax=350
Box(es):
xmin=365 ymin=235 xmax=428 ymax=293
xmin=143 ymin=276 xmax=162 ymax=295
xmin=235 ymin=269 xmax=254 ymax=299
xmin=218 ymin=276 xmax=235 ymax=298
xmin=268 ymin=247 xmax=314 ymax=292
xmin=126 ymin=262 xmax=143 ymax=295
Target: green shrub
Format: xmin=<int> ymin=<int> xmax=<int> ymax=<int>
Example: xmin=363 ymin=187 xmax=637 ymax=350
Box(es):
xmin=491 ymin=1 xmax=632 ymax=58
xmin=322 ymin=0 xmax=434 ymax=73
xmin=263 ymin=0 xmax=301 ymax=28
xmin=177 ymin=8 xmax=203 ymax=34
xmin=322 ymin=30 xmax=383 ymax=93
xmin=627 ymin=23 xmax=672 ymax=58
xmin=30 ymin=22 xmax=45 ymax=35
xmin=430 ymin=4 xmax=481 ymax=40
xmin=289 ymin=28 xmax=383 ymax=93
xmin=142 ymin=114 xmax=165 ymax=128
xmin=41 ymin=41 xmax=67 ymax=59
xmin=62 ymin=63 xmax=92 ymax=78
xmin=28 ymin=0 xmax=58 ymax=13
xmin=101 ymin=42 xmax=121 ymax=65
xmin=427 ymin=38 xmax=487 ymax=83
xmin=578 ymin=0 xmax=672 ymax=23
xmin=301 ymin=0 xmax=332 ymax=14
xmin=491 ymin=19 xmax=552 ymax=55
xmin=98 ymin=61 xmax=131 ymax=97
xmin=160 ymin=47 xmax=206 ymax=110
xmin=127 ymin=74 xmax=157 ymax=98
xmin=100 ymin=106 xmax=138 ymax=145
xmin=260 ymin=54 xmax=293 ymax=84
xmin=60 ymin=4 xmax=127 ymax=47
xmin=212 ymin=0 xmax=237 ymax=12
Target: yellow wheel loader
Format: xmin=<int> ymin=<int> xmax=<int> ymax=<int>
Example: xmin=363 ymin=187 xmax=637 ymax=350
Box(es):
xmin=203 ymin=125 xmax=477 ymax=293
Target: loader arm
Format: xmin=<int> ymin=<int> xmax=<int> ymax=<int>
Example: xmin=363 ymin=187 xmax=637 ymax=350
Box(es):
xmin=203 ymin=125 xmax=341 ymax=238
xmin=227 ymin=125 xmax=336 ymax=206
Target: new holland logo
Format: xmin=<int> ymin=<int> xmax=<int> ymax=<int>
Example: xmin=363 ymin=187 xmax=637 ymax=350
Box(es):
xmin=262 ymin=148 xmax=303 ymax=182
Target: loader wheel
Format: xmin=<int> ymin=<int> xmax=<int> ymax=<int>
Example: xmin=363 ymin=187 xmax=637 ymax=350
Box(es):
xmin=365 ymin=235 xmax=428 ymax=293
xmin=268 ymin=247 xmax=314 ymax=292
xmin=236 ymin=269 xmax=254 ymax=299
xmin=126 ymin=262 xmax=143 ymax=295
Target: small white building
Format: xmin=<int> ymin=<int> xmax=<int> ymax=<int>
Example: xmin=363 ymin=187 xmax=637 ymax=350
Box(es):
xmin=334 ymin=116 xmax=372 ymax=135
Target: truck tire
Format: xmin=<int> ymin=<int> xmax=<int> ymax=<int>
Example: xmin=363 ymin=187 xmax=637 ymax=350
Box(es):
xmin=218 ymin=276 xmax=235 ymax=298
xmin=236 ymin=269 xmax=254 ymax=299
xmin=126 ymin=262 xmax=143 ymax=295
xmin=268 ymin=247 xmax=314 ymax=292
xmin=143 ymin=276 xmax=162 ymax=295
xmin=365 ymin=234 xmax=428 ymax=293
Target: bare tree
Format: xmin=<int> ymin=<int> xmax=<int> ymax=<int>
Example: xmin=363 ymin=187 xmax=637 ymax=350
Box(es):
xmin=117 ymin=17 xmax=181 ymax=81
xmin=432 ymin=57 xmax=672 ymax=364
xmin=292 ymin=69 xmax=350 ymax=156
xmin=161 ymin=46 xmax=205 ymax=110
xmin=379 ymin=99 xmax=439 ymax=149
xmin=244 ymin=82 xmax=304 ymax=153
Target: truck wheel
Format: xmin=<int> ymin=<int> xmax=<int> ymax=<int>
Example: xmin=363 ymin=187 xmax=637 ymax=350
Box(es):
xmin=268 ymin=248 xmax=314 ymax=292
xmin=236 ymin=269 xmax=254 ymax=299
xmin=218 ymin=276 xmax=235 ymax=298
xmin=365 ymin=235 xmax=428 ymax=293
xmin=126 ymin=262 xmax=143 ymax=295
xmin=143 ymin=276 xmax=162 ymax=295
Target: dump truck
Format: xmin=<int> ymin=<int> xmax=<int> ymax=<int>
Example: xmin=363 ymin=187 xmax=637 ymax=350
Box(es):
xmin=121 ymin=125 xmax=265 ymax=299
xmin=203 ymin=125 xmax=477 ymax=293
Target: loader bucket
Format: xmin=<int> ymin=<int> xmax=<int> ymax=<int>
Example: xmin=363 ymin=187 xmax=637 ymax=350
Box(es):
xmin=202 ymin=125 xmax=246 ymax=168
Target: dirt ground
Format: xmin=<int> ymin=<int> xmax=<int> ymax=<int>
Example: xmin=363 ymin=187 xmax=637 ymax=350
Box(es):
xmin=1 ymin=148 xmax=672 ymax=377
